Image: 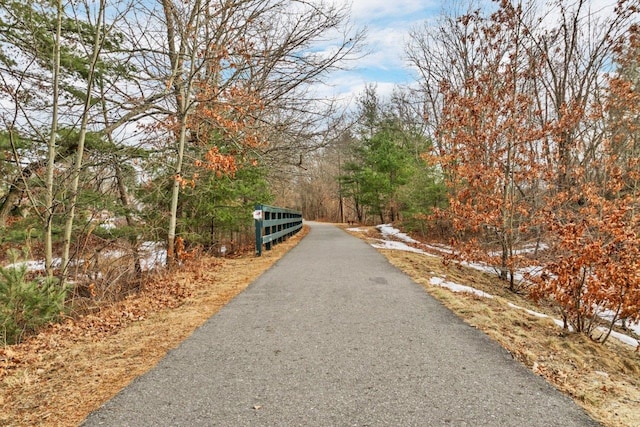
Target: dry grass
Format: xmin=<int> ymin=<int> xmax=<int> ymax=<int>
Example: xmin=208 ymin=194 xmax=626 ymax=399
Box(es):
xmin=0 ymin=227 xmax=308 ymax=427
xmin=345 ymin=225 xmax=640 ymax=427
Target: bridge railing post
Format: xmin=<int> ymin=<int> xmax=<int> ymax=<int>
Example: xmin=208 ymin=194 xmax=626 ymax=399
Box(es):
xmin=254 ymin=204 xmax=263 ymax=256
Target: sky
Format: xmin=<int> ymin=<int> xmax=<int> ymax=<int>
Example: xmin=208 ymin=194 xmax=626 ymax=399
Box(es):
xmin=326 ymin=0 xmax=621 ymax=106
xmin=322 ymin=0 xmax=442 ymax=104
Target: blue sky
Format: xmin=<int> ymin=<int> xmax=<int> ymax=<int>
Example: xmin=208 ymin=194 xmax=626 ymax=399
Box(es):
xmin=324 ymin=0 xmax=441 ymax=103
xmin=305 ymin=0 xmax=441 ymax=105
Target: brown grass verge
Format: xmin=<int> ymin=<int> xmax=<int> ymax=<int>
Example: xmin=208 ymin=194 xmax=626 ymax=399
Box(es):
xmin=0 ymin=227 xmax=308 ymax=427
xmin=344 ymin=224 xmax=640 ymax=427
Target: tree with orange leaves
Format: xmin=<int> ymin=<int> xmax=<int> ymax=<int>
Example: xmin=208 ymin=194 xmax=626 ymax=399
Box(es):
xmin=531 ymin=22 xmax=640 ymax=340
xmin=430 ymin=2 xmax=547 ymax=291
xmin=413 ymin=1 xmax=640 ymax=344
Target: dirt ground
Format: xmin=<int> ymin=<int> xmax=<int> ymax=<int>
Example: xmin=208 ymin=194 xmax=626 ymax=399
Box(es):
xmin=1 ymin=223 xmax=639 ymax=426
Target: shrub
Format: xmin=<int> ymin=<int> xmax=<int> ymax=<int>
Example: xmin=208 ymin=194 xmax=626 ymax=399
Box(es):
xmin=0 ymin=254 xmax=68 ymax=345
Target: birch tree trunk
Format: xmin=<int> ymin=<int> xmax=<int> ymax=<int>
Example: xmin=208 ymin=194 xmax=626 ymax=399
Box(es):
xmin=163 ymin=0 xmax=202 ymax=267
xmin=45 ymin=0 xmax=63 ymax=277
xmin=60 ymin=0 xmax=108 ymax=280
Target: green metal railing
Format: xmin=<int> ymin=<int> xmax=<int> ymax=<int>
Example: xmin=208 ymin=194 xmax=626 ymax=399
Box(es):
xmin=254 ymin=204 xmax=303 ymax=256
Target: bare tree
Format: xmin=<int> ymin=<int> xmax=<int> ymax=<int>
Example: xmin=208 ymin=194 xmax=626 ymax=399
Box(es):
xmin=406 ymin=1 xmax=496 ymax=155
xmin=60 ymin=0 xmax=130 ymax=278
xmin=130 ymin=0 xmax=363 ymax=265
xmin=525 ymin=0 xmax=637 ymax=191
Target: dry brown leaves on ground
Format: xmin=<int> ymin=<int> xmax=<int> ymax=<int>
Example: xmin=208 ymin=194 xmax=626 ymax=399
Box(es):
xmin=0 ymin=227 xmax=308 ymax=427
xmin=344 ymin=225 xmax=640 ymax=427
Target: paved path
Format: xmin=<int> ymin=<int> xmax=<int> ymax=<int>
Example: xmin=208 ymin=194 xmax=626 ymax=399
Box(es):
xmin=82 ymin=222 xmax=598 ymax=426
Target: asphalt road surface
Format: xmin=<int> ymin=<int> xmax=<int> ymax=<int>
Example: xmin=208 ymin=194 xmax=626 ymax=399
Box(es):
xmin=82 ymin=222 xmax=599 ymax=426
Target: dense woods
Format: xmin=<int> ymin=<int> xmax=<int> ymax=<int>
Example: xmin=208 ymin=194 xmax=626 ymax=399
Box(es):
xmin=1 ymin=0 xmax=639 ymax=346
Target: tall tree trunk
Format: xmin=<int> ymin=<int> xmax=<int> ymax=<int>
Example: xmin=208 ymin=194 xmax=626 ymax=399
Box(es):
xmin=163 ymin=0 xmax=202 ymax=267
xmin=114 ymin=161 xmax=142 ymax=274
xmin=167 ymin=111 xmax=188 ymax=266
xmin=0 ymin=159 xmax=42 ymax=226
xmin=45 ymin=0 xmax=63 ymax=277
xmin=60 ymin=0 xmax=107 ymax=280
xmin=0 ymin=185 xmax=21 ymax=226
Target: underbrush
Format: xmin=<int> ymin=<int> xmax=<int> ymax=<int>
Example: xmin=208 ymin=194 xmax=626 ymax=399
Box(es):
xmin=0 ymin=253 xmax=68 ymax=345
xmin=0 ymin=225 xmax=308 ymax=426
xmin=0 ymin=231 xmax=258 ymax=346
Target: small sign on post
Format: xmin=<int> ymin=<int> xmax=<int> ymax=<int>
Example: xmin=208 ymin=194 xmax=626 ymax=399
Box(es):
xmin=254 ymin=204 xmax=263 ymax=256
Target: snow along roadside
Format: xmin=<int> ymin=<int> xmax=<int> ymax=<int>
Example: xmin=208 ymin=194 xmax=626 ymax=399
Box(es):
xmin=354 ymin=224 xmax=640 ymax=349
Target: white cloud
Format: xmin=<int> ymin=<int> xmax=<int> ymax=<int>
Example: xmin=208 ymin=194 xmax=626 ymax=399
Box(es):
xmin=350 ymin=1 xmax=440 ymax=79
xmin=537 ymin=0 xmax=618 ymax=28
xmin=313 ymin=71 xmax=399 ymax=112
xmin=349 ymin=0 xmax=439 ymax=21
xmin=359 ymin=26 xmax=408 ymax=71
xmin=312 ymin=0 xmax=440 ymax=93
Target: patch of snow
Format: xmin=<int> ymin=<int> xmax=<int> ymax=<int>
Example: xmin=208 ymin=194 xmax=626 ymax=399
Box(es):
xmin=552 ymin=318 xmax=569 ymax=330
xmin=507 ymin=302 xmax=548 ymax=318
xmin=429 ymin=276 xmax=494 ymax=299
xmin=506 ymin=302 xmax=574 ymax=331
xmin=430 ymin=273 xmax=640 ymax=341
xmin=93 ymin=211 xmax=121 ymax=230
xmin=3 ymin=242 xmax=167 ymax=274
xmin=4 ymin=260 xmax=46 ymax=271
xmin=460 ymin=260 xmax=497 ymax=275
xmin=423 ymin=243 xmax=453 ymax=254
xmin=597 ymin=309 xmax=640 ymax=336
xmin=99 ymin=221 xmax=117 ymax=230
xmin=488 ymin=243 xmax=549 ymax=257
xmin=4 ymin=258 xmax=61 ymax=272
xmin=630 ymin=322 xmax=640 ymax=337
xmin=376 ymin=224 xmax=421 ymax=244
xmin=99 ymin=249 xmax=128 ymax=259
xmin=457 ymin=260 xmax=546 ymax=289
xmin=375 ymin=225 xmax=547 ymax=286
xmin=346 ymin=227 xmax=367 ymax=232
xmin=516 ymin=265 xmax=546 ymax=278
xmin=139 ymin=241 xmax=166 ymax=271
xmin=371 ymin=239 xmax=435 ymax=256
xmin=603 ymin=329 xmax=638 ymax=348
